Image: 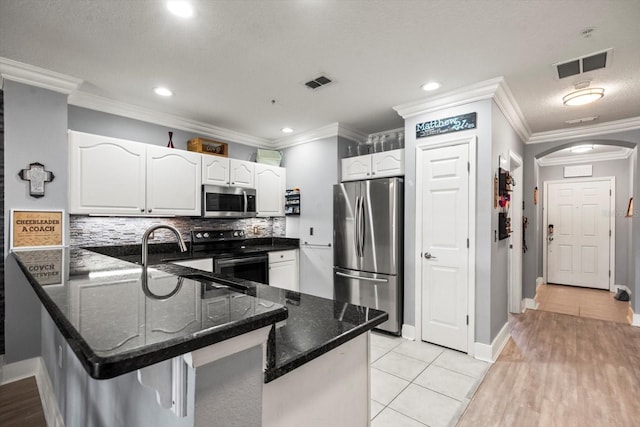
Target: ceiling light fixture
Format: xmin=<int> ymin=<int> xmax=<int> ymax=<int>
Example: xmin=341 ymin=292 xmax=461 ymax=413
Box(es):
xmin=570 ymin=144 xmax=594 ymax=153
xmin=167 ymin=1 xmax=193 ymax=18
xmin=562 ymin=87 xmax=604 ymax=106
xmin=281 ymin=127 xmax=294 ymax=134
xmin=421 ymin=82 xmax=440 ymax=91
xmin=154 ymin=87 xmax=173 ymax=97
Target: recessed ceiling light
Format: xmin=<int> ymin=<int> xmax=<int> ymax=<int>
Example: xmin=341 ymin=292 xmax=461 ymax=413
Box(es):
xmin=421 ymin=82 xmax=441 ymax=91
xmin=281 ymin=127 xmax=294 ymax=134
xmin=154 ymin=87 xmax=173 ymax=97
xmin=167 ymin=1 xmax=193 ymax=18
xmin=570 ymin=144 xmax=594 ymax=153
xmin=562 ymin=87 xmax=604 ymax=106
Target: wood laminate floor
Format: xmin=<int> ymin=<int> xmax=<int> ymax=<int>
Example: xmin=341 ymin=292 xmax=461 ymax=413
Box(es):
xmin=0 ymin=376 xmax=46 ymax=427
xmin=458 ymin=309 xmax=640 ymax=426
xmin=536 ymin=283 xmax=630 ymax=324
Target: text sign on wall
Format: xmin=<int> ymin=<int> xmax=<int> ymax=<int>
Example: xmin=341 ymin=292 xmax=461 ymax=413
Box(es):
xmin=416 ymin=112 xmax=477 ymax=139
xmin=11 ymin=210 xmax=64 ymax=248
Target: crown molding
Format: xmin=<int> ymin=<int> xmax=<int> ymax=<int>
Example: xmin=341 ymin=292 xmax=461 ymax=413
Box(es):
xmin=68 ymin=91 xmax=271 ymax=148
xmin=0 ymin=57 xmax=82 ymax=94
xmin=527 ymin=116 xmax=640 ymax=144
xmin=271 ymin=122 xmax=367 ymax=149
xmin=537 ymin=147 xmax=633 ymax=166
xmin=393 ymin=76 xmax=531 ymax=142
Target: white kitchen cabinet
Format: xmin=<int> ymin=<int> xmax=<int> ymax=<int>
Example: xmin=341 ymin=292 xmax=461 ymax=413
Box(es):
xmin=268 ymin=250 xmax=299 ymax=291
xmin=69 ymin=131 xmax=146 ymax=215
xmin=146 ymin=145 xmax=202 ymax=216
xmin=69 ymin=131 xmax=201 ymax=216
xmin=255 ymin=164 xmax=286 ymax=217
xmin=341 ymin=149 xmax=404 ymax=182
xmin=202 ymin=155 xmax=231 ymax=186
xmin=230 ymin=159 xmax=255 ymax=188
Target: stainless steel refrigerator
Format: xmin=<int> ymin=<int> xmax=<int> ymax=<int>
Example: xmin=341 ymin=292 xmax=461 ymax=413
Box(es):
xmin=333 ymin=177 xmax=403 ymax=335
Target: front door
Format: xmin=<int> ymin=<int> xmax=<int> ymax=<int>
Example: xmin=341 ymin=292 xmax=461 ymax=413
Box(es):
xmin=546 ymin=179 xmax=612 ymax=289
xmin=420 ymin=143 xmax=469 ymax=352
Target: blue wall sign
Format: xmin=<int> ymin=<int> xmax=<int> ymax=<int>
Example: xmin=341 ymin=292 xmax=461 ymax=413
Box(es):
xmin=416 ymin=112 xmax=477 ymax=138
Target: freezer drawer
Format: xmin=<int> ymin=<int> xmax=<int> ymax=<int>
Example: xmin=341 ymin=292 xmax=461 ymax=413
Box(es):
xmin=333 ymin=268 xmax=402 ymax=335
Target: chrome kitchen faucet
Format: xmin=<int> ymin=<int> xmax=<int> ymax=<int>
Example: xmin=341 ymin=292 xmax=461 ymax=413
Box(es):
xmin=141 ymin=224 xmax=187 ymax=267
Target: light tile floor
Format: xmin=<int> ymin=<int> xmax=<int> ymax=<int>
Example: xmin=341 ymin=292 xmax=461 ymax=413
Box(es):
xmin=370 ymin=332 xmax=489 ymax=427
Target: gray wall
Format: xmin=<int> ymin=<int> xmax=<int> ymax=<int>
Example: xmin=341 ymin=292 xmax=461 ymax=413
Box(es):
xmin=489 ymin=102 xmax=525 ymax=340
xmin=4 ymin=81 xmax=69 ymax=362
xmin=282 ymin=136 xmax=338 ymax=299
xmin=403 ymin=99 xmax=498 ymax=344
xmin=538 ymin=158 xmax=632 ymax=287
xmin=522 ymin=132 xmax=639 ymax=315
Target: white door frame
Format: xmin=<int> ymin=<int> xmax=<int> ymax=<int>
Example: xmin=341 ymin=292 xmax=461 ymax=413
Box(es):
xmin=414 ymin=134 xmax=476 ymax=355
xmin=542 ymin=176 xmax=616 ymax=291
xmin=508 ymin=151 xmax=523 ymax=313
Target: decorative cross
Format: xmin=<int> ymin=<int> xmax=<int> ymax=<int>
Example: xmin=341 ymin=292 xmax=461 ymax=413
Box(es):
xmin=19 ymin=162 xmax=55 ymax=198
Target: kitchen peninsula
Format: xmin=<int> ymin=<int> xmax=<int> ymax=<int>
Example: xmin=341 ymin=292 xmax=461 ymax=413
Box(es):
xmin=12 ymin=245 xmax=387 ymax=427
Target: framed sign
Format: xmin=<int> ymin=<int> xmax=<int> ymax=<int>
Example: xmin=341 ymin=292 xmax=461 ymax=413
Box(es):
xmin=416 ymin=112 xmax=477 ymax=139
xmin=11 ymin=209 xmax=64 ymax=249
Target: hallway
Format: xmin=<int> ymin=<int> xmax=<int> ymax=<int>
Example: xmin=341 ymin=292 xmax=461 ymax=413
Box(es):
xmin=535 ymin=283 xmax=630 ymax=324
xmin=458 ymin=291 xmax=640 ymax=426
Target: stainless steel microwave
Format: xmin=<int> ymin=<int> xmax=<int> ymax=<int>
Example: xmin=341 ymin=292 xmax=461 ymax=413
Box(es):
xmin=202 ymin=185 xmax=257 ymax=218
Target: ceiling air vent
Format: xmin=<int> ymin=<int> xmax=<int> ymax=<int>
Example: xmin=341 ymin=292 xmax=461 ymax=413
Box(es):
xmin=554 ymin=49 xmax=612 ymax=79
xmin=304 ymin=75 xmax=333 ymax=90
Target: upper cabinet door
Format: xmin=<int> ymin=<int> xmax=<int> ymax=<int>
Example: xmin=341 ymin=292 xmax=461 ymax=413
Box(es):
xmin=255 ymin=163 xmax=285 ymax=217
xmin=202 ymin=155 xmax=230 ymax=186
xmin=69 ymin=131 xmax=146 ymax=215
xmin=341 ymin=155 xmax=372 ymax=181
xmin=371 ymin=149 xmax=404 ymax=178
xmin=146 ymin=145 xmax=202 ymax=216
xmin=229 ymin=159 xmax=255 ymax=188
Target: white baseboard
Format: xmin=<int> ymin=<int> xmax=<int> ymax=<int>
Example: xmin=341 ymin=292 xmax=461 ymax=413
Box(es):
xmin=401 ymin=324 xmax=416 ymax=341
xmin=0 ymin=357 xmax=39 ymax=384
xmin=522 ymin=298 xmax=538 ymax=312
xmin=1 ymin=357 xmax=63 ymax=426
xmin=536 ymin=277 xmax=544 ymax=288
xmin=473 ymin=322 xmax=510 ymax=363
xmin=631 ymin=306 xmax=640 ymax=327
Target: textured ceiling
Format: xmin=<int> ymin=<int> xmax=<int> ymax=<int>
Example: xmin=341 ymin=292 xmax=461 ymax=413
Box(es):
xmin=1 ymin=0 xmax=639 ymax=141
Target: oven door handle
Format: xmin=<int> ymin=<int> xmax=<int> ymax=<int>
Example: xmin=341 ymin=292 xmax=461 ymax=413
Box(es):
xmin=215 ymin=255 xmax=268 ymax=268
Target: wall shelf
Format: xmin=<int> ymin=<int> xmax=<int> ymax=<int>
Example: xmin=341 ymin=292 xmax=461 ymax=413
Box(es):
xmin=285 ymin=189 xmax=300 ymax=216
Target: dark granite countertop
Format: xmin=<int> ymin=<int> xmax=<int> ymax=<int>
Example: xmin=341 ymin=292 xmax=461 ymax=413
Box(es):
xmin=14 ymin=241 xmax=388 ymax=383
xmin=12 ymin=248 xmax=287 ymax=380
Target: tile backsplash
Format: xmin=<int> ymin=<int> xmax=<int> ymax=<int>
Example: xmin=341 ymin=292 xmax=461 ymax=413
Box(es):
xmin=69 ymin=216 xmax=285 ymax=247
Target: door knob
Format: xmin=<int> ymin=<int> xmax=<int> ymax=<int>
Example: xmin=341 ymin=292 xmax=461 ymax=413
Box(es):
xmin=424 ymin=252 xmax=437 ymax=259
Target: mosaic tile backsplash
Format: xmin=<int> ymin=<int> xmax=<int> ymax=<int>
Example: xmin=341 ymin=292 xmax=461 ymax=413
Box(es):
xmin=69 ymin=216 xmax=286 ymax=247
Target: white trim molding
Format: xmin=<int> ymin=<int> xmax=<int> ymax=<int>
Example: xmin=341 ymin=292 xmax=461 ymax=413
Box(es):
xmin=0 ymin=57 xmax=82 ymax=94
xmin=527 ymin=116 xmax=640 ymax=144
xmin=536 ymin=277 xmax=545 ymax=288
xmin=474 ymin=322 xmax=510 ymax=363
xmin=401 ymin=324 xmax=416 ymax=341
xmin=523 ymin=298 xmax=538 ymax=312
xmin=393 ymin=77 xmax=531 ymax=142
xmin=630 ymin=305 xmax=640 ymax=327
xmin=69 ymin=91 xmax=271 ymax=148
xmin=271 ymin=122 xmax=367 ymax=149
xmin=537 ymin=147 xmax=633 ymax=166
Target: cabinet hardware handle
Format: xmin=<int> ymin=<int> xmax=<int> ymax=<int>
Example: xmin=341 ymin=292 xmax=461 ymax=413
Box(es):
xmin=148 ymin=209 xmax=152 ymax=213
xmin=141 ymin=209 xmax=144 ymax=212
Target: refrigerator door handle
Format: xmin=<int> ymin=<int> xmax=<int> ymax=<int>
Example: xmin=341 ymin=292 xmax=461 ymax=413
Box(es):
xmin=358 ymin=195 xmax=365 ymax=256
xmin=335 ymin=271 xmax=389 ymax=283
xmin=354 ymin=196 xmax=362 ymax=257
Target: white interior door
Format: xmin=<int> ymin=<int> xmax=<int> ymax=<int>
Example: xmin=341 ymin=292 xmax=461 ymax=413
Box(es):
xmin=420 ymin=143 xmax=469 ymax=352
xmin=508 ymin=153 xmax=523 ymax=314
xmin=546 ymin=180 xmax=611 ymax=289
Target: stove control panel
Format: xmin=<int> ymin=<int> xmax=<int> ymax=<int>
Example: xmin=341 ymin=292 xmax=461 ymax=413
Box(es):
xmin=191 ymin=229 xmax=245 ymax=244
